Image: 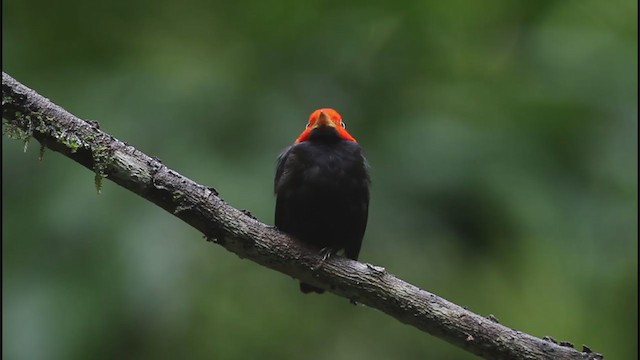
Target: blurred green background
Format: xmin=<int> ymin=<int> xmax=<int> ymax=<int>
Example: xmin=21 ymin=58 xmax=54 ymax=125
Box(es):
xmin=2 ymin=0 xmax=637 ymax=359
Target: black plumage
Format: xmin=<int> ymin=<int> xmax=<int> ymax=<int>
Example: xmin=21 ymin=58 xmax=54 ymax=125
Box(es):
xmin=274 ymin=114 xmax=370 ymax=294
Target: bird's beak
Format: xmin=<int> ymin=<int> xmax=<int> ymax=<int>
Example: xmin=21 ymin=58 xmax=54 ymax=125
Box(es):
xmin=314 ymin=111 xmax=336 ymax=128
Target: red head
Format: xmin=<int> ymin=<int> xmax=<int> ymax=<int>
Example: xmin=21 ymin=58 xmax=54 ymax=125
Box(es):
xmin=295 ymin=108 xmax=357 ymax=143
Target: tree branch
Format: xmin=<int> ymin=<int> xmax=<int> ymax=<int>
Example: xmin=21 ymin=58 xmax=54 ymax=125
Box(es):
xmin=2 ymin=72 xmax=602 ymax=360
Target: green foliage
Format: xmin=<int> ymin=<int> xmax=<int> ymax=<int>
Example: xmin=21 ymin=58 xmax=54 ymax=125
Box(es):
xmin=2 ymin=0 xmax=637 ymax=359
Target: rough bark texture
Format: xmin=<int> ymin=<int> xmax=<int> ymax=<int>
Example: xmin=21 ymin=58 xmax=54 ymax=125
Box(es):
xmin=2 ymin=72 xmax=603 ymax=360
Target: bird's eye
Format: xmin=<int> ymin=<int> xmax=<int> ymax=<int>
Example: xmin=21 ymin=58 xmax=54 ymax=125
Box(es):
xmin=306 ymin=123 xmax=311 ymax=128
xmin=340 ymin=121 xmax=346 ymax=128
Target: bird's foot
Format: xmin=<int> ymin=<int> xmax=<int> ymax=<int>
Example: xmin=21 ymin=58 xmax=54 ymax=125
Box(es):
xmin=312 ymin=247 xmax=334 ymax=270
xmin=320 ymin=247 xmax=333 ymax=261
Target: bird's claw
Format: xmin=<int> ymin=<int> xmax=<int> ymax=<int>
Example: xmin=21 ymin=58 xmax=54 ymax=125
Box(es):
xmin=312 ymin=247 xmax=334 ymax=270
xmin=320 ymin=247 xmax=333 ymax=261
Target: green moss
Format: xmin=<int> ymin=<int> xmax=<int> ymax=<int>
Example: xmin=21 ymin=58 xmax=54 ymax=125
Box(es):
xmin=3 ymin=108 xmax=36 ymax=154
xmin=94 ymin=174 xmax=103 ymax=194
xmin=92 ymin=145 xmax=111 ymax=173
xmin=2 ymin=95 xmax=13 ymax=106
xmin=39 ymin=143 xmax=46 ymax=161
xmin=3 ymin=109 xmax=84 ymax=156
xmin=35 ymin=116 xmax=53 ymax=133
xmin=3 ymin=118 xmax=32 ymax=156
xmin=2 ymin=119 xmax=31 ymax=141
xmin=59 ymin=134 xmax=82 ymax=153
xmin=5 ymin=107 xmax=115 ymax=194
xmin=91 ymin=145 xmax=112 ymax=194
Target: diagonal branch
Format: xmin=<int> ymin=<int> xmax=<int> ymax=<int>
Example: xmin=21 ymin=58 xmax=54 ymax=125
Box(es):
xmin=2 ymin=72 xmax=602 ymax=360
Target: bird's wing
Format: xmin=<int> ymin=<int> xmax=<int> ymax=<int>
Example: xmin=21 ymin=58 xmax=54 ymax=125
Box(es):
xmin=274 ymin=145 xmax=297 ymax=230
xmin=274 ymin=145 xmax=293 ymax=194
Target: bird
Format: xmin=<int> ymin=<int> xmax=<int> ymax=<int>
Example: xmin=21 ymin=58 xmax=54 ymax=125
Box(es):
xmin=274 ymin=108 xmax=370 ymax=294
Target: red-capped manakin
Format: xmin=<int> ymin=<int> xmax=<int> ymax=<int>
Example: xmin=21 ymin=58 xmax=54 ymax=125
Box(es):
xmin=275 ymin=108 xmax=370 ymax=294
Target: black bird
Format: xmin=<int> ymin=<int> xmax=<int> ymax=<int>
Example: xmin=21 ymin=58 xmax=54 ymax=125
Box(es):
xmin=274 ymin=108 xmax=370 ymax=294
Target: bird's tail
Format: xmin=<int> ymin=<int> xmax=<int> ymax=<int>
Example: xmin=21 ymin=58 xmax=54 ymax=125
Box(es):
xmin=300 ymin=282 xmax=325 ymax=294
